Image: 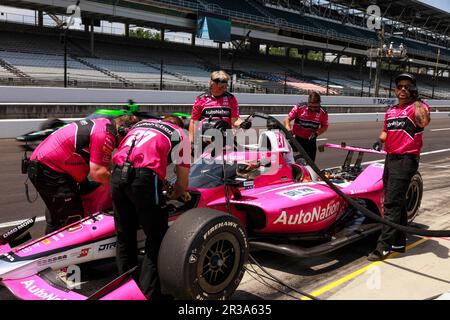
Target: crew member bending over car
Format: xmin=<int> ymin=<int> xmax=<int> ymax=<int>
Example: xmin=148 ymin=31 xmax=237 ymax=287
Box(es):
xmin=28 ymin=115 xmax=139 ymax=234
xmin=284 ymin=91 xmax=328 ymax=162
xmin=189 ymin=70 xmax=250 ymax=150
xmin=368 ymin=73 xmax=430 ymax=261
xmin=111 ymin=115 xmax=190 ymax=300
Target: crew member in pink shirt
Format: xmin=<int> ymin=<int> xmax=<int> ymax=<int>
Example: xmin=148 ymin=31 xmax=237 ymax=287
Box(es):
xmin=28 ymin=115 xmax=138 ymax=234
xmin=284 ymin=91 xmax=328 ymax=161
xmin=368 ymin=73 xmax=431 ymax=261
xmin=111 ymin=115 xmax=190 ymax=300
xmin=189 ymin=70 xmax=250 ymax=154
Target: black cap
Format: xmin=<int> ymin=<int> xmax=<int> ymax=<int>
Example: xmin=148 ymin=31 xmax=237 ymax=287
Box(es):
xmin=395 ymin=73 xmax=416 ymax=86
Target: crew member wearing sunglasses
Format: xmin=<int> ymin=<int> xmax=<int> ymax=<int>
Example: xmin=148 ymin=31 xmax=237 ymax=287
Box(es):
xmin=368 ymin=73 xmax=431 ymax=261
xmin=189 ymin=70 xmax=248 ymax=147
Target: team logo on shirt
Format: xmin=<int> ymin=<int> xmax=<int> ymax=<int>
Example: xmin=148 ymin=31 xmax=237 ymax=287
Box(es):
xmin=386 ymin=117 xmax=423 ymax=139
xmin=202 ymin=107 xmax=231 ymax=119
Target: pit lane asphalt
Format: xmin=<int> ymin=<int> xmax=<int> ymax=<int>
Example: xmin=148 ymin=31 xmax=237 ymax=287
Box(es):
xmin=1 ymin=118 xmax=450 ymax=299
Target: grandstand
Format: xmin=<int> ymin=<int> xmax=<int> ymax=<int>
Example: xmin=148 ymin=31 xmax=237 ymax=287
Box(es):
xmin=0 ymin=0 xmax=450 ymax=98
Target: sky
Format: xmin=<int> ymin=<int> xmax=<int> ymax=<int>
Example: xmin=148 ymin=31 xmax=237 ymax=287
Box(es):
xmin=419 ymin=0 xmax=450 ymax=12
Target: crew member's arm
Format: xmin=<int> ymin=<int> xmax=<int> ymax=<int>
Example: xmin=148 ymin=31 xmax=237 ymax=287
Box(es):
xmin=89 ymin=130 xmax=115 ymax=185
xmin=284 ymin=105 xmax=298 ymax=131
xmin=189 ymin=98 xmax=203 ymax=144
xmin=414 ymin=101 xmax=431 ymax=128
xmin=284 ymin=116 xmax=292 ymax=131
xmin=170 ymin=165 xmax=189 ymax=200
xmin=317 ymin=126 xmax=328 ymax=136
xmin=232 ymin=117 xmax=243 ymax=127
xmin=188 ymin=119 xmax=197 ymax=144
xmin=317 ymin=110 xmax=329 ymax=136
xmin=373 ymin=113 xmax=388 ymax=151
xmin=90 ymin=163 xmax=111 ymax=185
xmin=230 ymin=96 xmax=243 ymax=127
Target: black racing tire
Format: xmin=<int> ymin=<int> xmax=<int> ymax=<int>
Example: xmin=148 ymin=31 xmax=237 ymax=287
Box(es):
xmin=406 ymin=172 xmax=423 ymax=224
xmin=158 ymin=208 xmax=248 ymax=300
xmin=40 ymin=118 xmax=65 ymax=130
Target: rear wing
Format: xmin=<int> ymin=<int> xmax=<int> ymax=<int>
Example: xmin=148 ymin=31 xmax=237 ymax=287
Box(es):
xmin=319 ymin=143 xmax=386 ymax=171
xmin=319 ymin=143 xmax=387 ymax=155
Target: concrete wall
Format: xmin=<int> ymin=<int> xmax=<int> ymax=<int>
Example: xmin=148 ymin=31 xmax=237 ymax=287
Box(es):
xmin=2 ymin=86 xmax=450 ymax=106
xmin=2 ymin=112 xmax=449 ymax=139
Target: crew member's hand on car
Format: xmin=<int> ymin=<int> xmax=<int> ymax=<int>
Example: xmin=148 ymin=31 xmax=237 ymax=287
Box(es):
xmin=372 ymin=140 xmax=383 ymax=151
xmin=309 ymin=132 xmax=318 ymax=140
xmin=239 ymin=120 xmax=252 ymax=130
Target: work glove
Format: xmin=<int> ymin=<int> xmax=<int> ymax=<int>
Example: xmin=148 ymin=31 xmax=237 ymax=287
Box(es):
xmin=309 ymin=132 xmax=318 ymax=140
xmin=372 ymin=140 xmax=383 ymax=151
xmin=239 ymin=121 xmax=252 ymax=130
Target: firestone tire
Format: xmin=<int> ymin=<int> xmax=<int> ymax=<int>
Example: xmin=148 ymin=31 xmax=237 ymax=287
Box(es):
xmin=406 ymin=172 xmax=423 ymax=224
xmin=158 ymin=208 xmax=249 ymax=300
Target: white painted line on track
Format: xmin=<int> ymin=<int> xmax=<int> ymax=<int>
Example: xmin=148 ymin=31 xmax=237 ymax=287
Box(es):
xmin=430 ymin=128 xmax=450 ymax=132
xmin=326 ymin=148 xmax=450 ymax=170
xmin=317 ymin=138 xmax=328 ymax=141
xmin=1 ymin=150 xmax=450 ymax=229
xmin=0 ymin=216 xmax=45 ymax=229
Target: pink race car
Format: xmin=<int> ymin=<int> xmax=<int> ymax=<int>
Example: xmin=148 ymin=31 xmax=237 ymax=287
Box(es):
xmin=0 ymin=114 xmax=423 ymax=300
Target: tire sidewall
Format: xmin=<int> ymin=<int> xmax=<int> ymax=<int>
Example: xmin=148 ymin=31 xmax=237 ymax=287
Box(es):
xmin=183 ymin=216 xmax=248 ymax=300
xmin=407 ymin=173 xmax=423 ymax=224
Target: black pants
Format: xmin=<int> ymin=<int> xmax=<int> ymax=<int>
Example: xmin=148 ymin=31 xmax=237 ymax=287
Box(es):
xmin=377 ymin=154 xmax=419 ymax=252
xmin=295 ymin=136 xmax=317 ymax=162
xmin=27 ymin=161 xmax=84 ymax=234
xmin=111 ymin=166 xmax=166 ymax=300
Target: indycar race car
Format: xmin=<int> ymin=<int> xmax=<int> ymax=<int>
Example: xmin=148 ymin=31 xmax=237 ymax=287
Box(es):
xmin=0 ymin=113 xmax=423 ymax=300
xmin=15 ymin=100 xmax=191 ymax=151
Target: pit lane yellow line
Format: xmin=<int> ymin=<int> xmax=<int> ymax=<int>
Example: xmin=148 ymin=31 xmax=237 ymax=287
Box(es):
xmin=300 ymin=237 xmax=429 ymax=300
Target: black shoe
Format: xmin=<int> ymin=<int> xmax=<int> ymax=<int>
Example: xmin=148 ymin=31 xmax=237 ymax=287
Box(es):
xmin=391 ymin=245 xmax=405 ymax=253
xmin=367 ymin=249 xmax=391 ymax=261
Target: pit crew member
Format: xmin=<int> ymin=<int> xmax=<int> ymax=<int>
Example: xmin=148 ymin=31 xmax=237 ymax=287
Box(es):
xmin=111 ymin=115 xmax=190 ymax=299
xmin=368 ymin=73 xmax=431 ymax=261
xmin=188 ymin=70 xmax=250 ymax=150
xmin=28 ymin=115 xmax=138 ymax=234
xmin=284 ymin=91 xmax=328 ymax=161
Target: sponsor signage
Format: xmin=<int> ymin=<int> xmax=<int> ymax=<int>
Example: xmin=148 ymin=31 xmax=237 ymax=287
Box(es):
xmin=274 ymin=201 xmax=342 ymax=225
xmin=98 ymin=242 xmax=116 ymax=252
xmin=20 ymin=280 xmax=66 ymax=300
xmin=277 ymin=187 xmax=323 ymax=200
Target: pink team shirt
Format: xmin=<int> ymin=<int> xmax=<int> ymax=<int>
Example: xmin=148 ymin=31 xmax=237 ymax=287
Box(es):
xmin=31 ymin=118 xmax=116 ymax=182
xmin=383 ymin=101 xmax=430 ymax=155
xmin=191 ymin=91 xmax=239 ymax=127
xmin=288 ymin=104 xmax=328 ymax=139
xmin=113 ymin=119 xmax=190 ymax=180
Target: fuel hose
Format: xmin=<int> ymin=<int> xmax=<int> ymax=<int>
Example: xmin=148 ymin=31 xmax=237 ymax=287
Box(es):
xmin=252 ymin=113 xmax=450 ymax=238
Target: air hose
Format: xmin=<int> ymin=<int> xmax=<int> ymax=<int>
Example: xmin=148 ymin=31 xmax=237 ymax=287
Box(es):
xmin=254 ymin=113 xmax=450 ymax=238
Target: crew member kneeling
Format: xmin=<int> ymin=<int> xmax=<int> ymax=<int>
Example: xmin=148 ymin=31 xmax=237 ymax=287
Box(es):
xmin=111 ymin=115 xmax=190 ymax=299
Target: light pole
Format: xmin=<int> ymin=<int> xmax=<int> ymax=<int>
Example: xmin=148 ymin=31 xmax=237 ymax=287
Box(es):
xmin=367 ymin=28 xmax=407 ymax=97
xmin=229 ymin=30 xmax=251 ymax=93
xmin=61 ymin=0 xmax=81 ymax=88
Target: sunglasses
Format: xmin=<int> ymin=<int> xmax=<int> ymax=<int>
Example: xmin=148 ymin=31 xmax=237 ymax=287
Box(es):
xmin=212 ymin=79 xmax=228 ymax=84
xmin=396 ymin=84 xmax=410 ymax=90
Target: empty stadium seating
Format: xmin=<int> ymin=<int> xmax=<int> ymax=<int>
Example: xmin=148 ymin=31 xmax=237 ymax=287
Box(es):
xmin=0 ymin=23 xmax=449 ymax=98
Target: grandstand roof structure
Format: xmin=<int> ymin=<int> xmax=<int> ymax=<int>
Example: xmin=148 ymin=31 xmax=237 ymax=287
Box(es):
xmin=3 ymin=0 xmax=450 ymax=65
xmin=331 ymin=0 xmax=450 ymax=38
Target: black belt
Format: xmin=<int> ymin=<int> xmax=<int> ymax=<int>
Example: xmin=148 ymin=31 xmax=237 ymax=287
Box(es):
xmin=386 ymin=154 xmax=419 ymax=160
xmin=113 ymin=164 xmax=158 ymax=178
